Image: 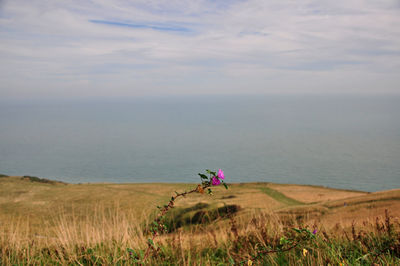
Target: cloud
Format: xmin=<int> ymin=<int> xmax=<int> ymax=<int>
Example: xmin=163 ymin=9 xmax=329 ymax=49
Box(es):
xmin=0 ymin=0 xmax=399 ymax=99
xmin=89 ymin=19 xmax=192 ymax=33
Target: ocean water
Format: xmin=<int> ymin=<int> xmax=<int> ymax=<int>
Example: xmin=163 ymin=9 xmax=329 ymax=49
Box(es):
xmin=0 ymin=94 xmax=399 ymax=192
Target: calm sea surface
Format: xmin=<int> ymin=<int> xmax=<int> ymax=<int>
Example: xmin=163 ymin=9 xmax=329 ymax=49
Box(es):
xmin=0 ymin=94 xmax=399 ymax=192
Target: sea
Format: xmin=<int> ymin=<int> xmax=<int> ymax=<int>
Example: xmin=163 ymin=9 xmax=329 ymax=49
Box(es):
xmin=0 ymin=94 xmax=399 ymax=192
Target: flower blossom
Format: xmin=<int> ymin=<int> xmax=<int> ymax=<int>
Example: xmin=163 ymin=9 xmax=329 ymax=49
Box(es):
xmin=217 ymin=169 xmax=224 ymax=179
xmin=211 ymin=169 xmax=225 ymax=186
xmin=212 ymin=176 xmax=221 ymax=186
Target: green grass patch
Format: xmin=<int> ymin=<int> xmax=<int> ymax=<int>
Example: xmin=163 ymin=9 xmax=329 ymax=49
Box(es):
xmin=258 ymin=186 xmax=304 ymax=206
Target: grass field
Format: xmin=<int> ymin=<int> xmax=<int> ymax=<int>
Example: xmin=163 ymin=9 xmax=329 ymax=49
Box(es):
xmin=0 ymin=175 xmax=399 ymax=264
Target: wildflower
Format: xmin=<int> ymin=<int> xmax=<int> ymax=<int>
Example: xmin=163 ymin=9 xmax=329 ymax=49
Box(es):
xmin=211 ymin=169 xmax=225 ymax=186
xmin=212 ymin=176 xmax=221 ymax=186
xmin=312 ymin=229 xmax=317 ymax=235
xmin=247 ymin=259 xmax=253 ymax=265
xmin=217 ymin=169 xmax=224 ymax=179
xmin=303 ymin=248 xmax=308 ymax=257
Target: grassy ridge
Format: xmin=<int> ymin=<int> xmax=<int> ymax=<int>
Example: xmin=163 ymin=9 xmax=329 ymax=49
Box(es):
xmin=0 ymin=176 xmax=399 ymax=264
xmin=258 ymin=186 xmax=304 ymax=206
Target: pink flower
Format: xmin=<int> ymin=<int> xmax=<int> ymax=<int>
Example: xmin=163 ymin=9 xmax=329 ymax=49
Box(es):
xmin=212 ymin=176 xmax=221 ymax=186
xmin=217 ymin=169 xmax=224 ymax=179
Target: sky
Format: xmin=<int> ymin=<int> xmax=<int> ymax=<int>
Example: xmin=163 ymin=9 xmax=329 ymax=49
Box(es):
xmin=0 ymin=0 xmax=399 ymax=99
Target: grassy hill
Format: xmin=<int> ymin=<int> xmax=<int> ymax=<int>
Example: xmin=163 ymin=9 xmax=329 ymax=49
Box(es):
xmin=0 ymin=176 xmax=399 ymax=264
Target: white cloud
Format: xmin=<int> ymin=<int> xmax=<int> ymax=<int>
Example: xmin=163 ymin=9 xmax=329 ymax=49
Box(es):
xmin=0 ymin=0 xmax=399 ymax=99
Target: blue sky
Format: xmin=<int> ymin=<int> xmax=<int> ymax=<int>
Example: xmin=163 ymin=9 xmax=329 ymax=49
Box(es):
xmin=0 ymin=0 xmax=399 ymax=99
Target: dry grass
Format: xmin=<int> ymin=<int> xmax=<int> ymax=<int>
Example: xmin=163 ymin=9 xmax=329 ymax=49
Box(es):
xmin=268 ymin=183 xmax=367 ymax=203
xmin=0 ymin=177 xmax=194 ymax=232
xmin=174 ymin=184 xmax=284 ymax=210
xmin=1 ymin=176 xmax=399 ymax=235
xmin=0 ymin=176 xmax=399 ymax=264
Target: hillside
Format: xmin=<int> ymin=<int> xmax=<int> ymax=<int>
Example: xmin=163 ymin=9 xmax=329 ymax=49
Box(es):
xmin=1 ymin=176 xmax=398 ymax=232
xmin=1 ymin=176 xmax=399 ymax=264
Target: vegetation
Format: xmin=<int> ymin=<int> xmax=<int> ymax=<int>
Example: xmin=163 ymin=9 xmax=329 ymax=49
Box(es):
xmin=0 ymin=173 xmax=399 ymax=265
xmin=258 ymin=186 xmax=303 ymax=206
xmin=22 ymin=175 xmax=65 ymax=184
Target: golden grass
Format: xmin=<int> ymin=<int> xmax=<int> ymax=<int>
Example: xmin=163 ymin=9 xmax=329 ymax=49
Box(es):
xmin=0 ymin=176 xmax=399 ymax=245
xmin=173 ymin=184 xmax=284 ymax=210
xmin=268 ymin=183 xmax=367 ymax=203
xmin=0 ymin=176 xmax=399 ymax=265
